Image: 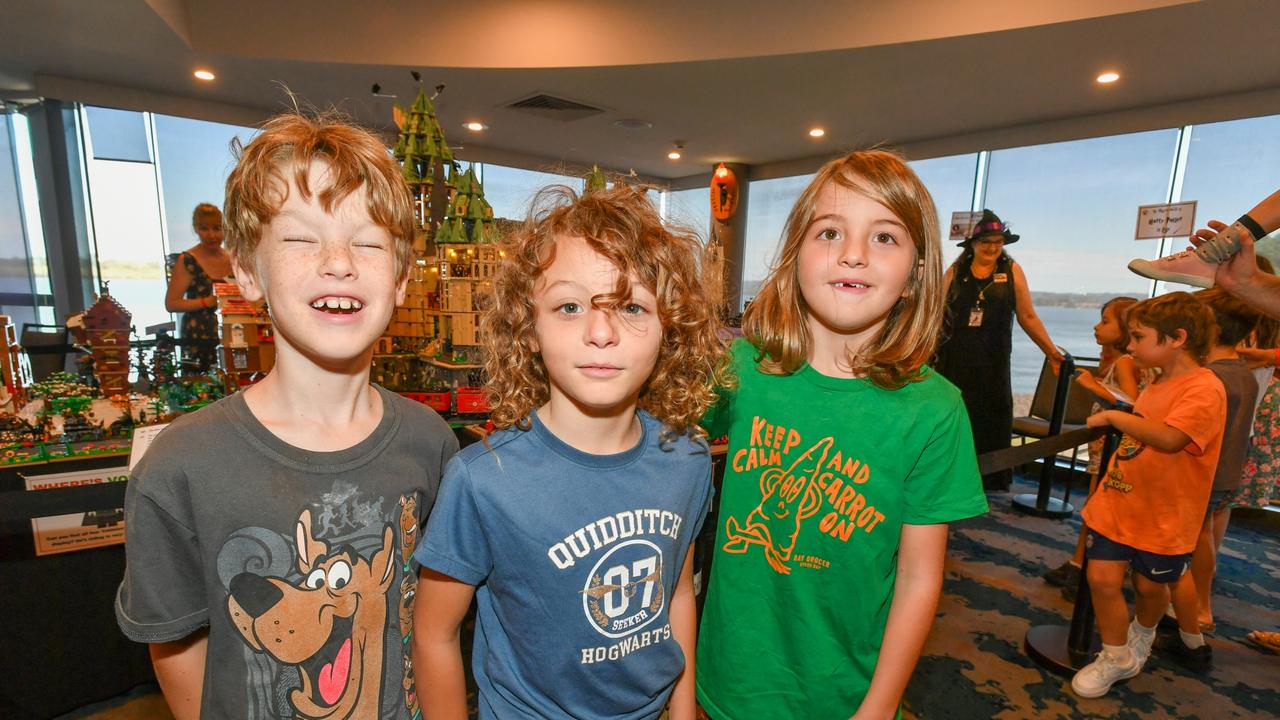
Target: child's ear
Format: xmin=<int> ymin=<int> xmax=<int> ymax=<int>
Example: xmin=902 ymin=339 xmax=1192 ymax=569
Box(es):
xmin=1168 ymin=328 xmax=1189 ymax=349
xmin=232 ymin=253 xmax=264 ymax=302
xmin=394 ymin=269 xmax=409 ymax=307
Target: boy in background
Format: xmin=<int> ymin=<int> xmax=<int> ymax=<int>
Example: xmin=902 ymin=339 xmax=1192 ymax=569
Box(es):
xmin=1155 ymin=288 xmax=1259 ymax=669
xmin=1072 ymin=292 xmax=1225 ymax=698
xmin=116 ymin=113 xmax=457 ymax=719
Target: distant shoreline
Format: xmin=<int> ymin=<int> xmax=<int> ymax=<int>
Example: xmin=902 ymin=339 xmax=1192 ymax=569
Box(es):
xmin=1031 ymin=292 xmax=1140 ymax=309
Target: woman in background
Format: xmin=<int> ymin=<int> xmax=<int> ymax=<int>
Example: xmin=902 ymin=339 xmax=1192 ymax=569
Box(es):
xmin=164 ymin=203 xmax=232 ymax=373
xmin=935 ymin=210 xmax=1063 ymax=491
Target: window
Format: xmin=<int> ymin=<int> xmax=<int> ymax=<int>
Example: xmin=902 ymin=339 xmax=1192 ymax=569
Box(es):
xmin=741 ymin=173 xmax=812 ymax=306
xmin=983 ymin=129 xmax=1180 ymax=393
xmin=81 ymin=107 xmax=257 ymax=335
xmin=153 ymin=114 xmax=256 ymax=257
xmin=0 ymin=112 xmax=48 ymax=327
xmin=1180 ymin=113 xmax=1280 ymax=266
xmin=666 ymin=186 xmax=710 ymax=239
xmin=478 ymin=163 xmax=582 ymax=220
xmin=908 ymin=153 xmax=980 ymax=268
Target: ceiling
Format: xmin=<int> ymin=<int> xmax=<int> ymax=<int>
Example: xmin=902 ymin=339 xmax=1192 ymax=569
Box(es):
xmin=3 ymin=0 xmax=1280 ymax=183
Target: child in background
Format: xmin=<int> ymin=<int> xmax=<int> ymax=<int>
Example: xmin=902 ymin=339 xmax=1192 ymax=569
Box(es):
xmin=1044 ymin=296 xmax=1148 ymax=594
xmin=1152 ymin=288 xmax=1259 ymax=669
xmin=695 ymin=150 xmax=988 ymax=719
xmin=1073 ymin=292 xmax=1225 ymax=698
xmin=116 ymin=113 xmax=458 ymax=719
xmin=1229 ymin=256 xmax=1280 ymax=514
xmin=413 ymin=185 xmax=727 ymax=720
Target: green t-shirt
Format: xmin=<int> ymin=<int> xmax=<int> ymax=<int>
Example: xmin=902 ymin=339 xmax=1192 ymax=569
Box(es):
xmin=696 ymin=340 xmax=988 ymax=720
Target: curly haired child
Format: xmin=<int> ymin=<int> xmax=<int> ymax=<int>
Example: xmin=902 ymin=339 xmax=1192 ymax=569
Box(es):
xmin=413 ymin=183 xmax=728 ymax=719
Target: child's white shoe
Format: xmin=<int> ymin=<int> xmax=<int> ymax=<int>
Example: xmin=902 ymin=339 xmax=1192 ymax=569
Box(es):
xmin=1071 ymin=647 xmax=1142 ymax=698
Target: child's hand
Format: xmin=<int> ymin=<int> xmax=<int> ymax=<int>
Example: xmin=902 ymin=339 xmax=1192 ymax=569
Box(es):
xmin=1238 ymin=346 xmax=1277 ymax=369
xmin=1086 ymin=411 xmax=1113 ymax=429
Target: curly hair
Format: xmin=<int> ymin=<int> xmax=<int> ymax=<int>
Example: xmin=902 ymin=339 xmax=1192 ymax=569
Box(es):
xmin=483 ymin=183 xmax=729 ymax=434
xmin=745 ymin=148 xmax=942 ymax=389
xmin=223 ymin=111 xmax=415 ymax=280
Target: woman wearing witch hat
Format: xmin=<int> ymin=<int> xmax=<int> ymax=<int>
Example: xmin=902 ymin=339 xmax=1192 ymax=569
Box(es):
xmin=936 ymin=210 xmax=1063 ymax=491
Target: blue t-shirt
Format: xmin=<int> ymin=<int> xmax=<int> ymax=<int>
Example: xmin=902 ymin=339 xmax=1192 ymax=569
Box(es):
xmin=415 ymin=410 xmax=713 ymax=720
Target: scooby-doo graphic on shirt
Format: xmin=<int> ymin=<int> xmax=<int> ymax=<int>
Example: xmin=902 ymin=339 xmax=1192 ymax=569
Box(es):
xmin=218 ymin=487 xmax=422 ymax=720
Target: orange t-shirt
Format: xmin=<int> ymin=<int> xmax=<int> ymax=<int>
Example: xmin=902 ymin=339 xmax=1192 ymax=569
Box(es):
xmin=1082 ymin=367 xmax=1225 ymax=555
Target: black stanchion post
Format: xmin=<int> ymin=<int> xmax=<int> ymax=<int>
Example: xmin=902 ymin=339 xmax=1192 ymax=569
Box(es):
xmin=1013 ymin=350 xmax=1076 ymax=519
xmin=1024 ymin=427 xmax=1122 ymax=675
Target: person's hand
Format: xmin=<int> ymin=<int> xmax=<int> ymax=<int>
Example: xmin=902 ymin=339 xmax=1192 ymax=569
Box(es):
xmin=1190 ymin=219 xmax=1259 ymax=292
xmin=1074 ymin=369 xmax=1100 ymax=390
xmin=1239 ymin=346 xmax=1277 ymax=369
xmin=1047 ymin=351 xmax=1065 ymax=376
xmin=1086 ymin=410 xmax=1113 ymax=429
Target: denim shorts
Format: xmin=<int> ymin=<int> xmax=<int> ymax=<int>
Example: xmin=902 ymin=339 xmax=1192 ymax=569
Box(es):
xmin=1085 ymin=529 xmax=1191 ymax=583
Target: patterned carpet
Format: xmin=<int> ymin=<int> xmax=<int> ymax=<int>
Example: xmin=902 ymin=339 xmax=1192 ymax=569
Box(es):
xmin=68 ymin=477 xmax=1280 ymax=720
xmin=906 ymin=478 xmax=1280 ymax=720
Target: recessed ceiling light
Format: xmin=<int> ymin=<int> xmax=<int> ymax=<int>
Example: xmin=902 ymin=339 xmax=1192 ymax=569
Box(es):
xmin=668 ymin=142 xmax=684 ymax=160
xmin=193 ymin=69 xmax=216 ymax=81
xmin=809 ymin=127 xmax=826 ymax=138
xmin=462 ymin=122 xmax=487 ymax=132
xmin=1096 ymin=71 xmax=1120 ymax=84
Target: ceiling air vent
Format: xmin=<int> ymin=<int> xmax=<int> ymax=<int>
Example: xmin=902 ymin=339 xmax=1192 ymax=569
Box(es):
xmin=505 ymin=93 xmax=605 ymax=122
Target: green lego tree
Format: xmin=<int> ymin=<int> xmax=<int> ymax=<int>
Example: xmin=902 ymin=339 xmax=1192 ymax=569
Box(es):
xmin=435 ymin=164 xmax=500 ymax=244
xmin=392 ymin=78 xmax=456 ymax=252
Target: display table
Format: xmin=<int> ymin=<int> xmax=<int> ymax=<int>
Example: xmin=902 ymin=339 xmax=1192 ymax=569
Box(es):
xmin=0 ymin=453 xmax=153 ymax=720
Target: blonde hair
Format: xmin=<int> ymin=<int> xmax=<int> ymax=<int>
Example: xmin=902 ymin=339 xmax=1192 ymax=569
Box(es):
xmin=191 ymin=203 xmax=222 ymax=227
xmin=744 ymin=149 xmax=942 ymax=389
xmin=223 ymin=112 xmax=415 ymax=279
xmin=483 ymin=184 xmax=729 ymax=433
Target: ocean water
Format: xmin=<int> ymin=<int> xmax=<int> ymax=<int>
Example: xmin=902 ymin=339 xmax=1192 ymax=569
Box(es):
xmin=1011 ymin=304 xmax=1104 ymax=395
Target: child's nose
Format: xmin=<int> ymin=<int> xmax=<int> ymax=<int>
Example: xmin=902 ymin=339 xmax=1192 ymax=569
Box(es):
xmin=320 ymin=242 xmax=357 ymax=278
xmin=584 ymin=308 xmax=619 ymax=347
xmin=838 ymin=237 xmax=868 ymax=267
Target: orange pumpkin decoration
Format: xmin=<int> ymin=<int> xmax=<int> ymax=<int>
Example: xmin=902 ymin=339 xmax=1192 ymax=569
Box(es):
xmin=710 ymin=163 xmax=739 ymax=221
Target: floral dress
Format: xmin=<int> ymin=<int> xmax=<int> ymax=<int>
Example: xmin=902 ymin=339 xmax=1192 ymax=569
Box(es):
xmin=1229 ymin=369 xmax=1280 ymax=508
xmin=179 ymin=253 xmax=219 ymax=373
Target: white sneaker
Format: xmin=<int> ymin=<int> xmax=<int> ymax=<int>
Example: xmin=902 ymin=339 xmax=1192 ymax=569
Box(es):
xmin=1127 ymin=249 xmax=1216 ymax=288
xmin=1071 ymin=648 xmax=1142 ymax=698
xmin=1128 ymin=623 xmax=1155 ymax=666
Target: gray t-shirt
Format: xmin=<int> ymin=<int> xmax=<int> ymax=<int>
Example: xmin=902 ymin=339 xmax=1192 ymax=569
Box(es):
xmin=416 ymin=410 xmax=713 ymax=720
xmin=116 ymin=386 xmax=457 ymax=720
xmin=1207 ymin=358 xmax=1259 ymax=492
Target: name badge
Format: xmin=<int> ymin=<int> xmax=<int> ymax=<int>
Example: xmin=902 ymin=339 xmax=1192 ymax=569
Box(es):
xmin=968 ymin=308 xmax=984 ymax=327
xmin=994 ymin=273 xmax=1008 ymax=283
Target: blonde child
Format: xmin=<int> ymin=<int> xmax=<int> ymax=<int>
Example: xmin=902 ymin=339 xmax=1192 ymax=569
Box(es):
xmin=1044 ymin=296 xmax=1149 ymax=593
xmin=695 ymin=150 xmax=988 ymax=719
xmin=413 ymin=185 xmax=727 ymax=719
xmin=116 ymin=113 xmax=458 ymax=718
xmin=1073 ymin=292 xmax=1225 ymax=698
